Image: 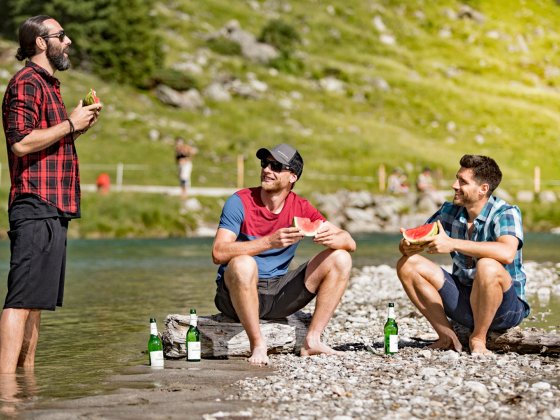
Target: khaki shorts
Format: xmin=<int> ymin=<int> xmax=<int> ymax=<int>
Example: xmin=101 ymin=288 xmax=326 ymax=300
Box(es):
xmin=214 ymin=262 xmax=316 ymax=320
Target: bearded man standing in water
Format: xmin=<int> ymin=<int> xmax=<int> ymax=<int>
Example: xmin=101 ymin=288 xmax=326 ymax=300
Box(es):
xmin=0 ymin=15 xmax=102 ymax=373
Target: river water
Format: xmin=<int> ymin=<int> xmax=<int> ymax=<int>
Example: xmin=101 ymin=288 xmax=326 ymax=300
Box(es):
xmin=0 ymin=233 xmax=558 ymax=409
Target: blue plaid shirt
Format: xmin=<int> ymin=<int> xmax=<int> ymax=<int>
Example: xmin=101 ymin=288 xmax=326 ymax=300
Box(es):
xmin=427 ymin=196 xmax=529 ymax=316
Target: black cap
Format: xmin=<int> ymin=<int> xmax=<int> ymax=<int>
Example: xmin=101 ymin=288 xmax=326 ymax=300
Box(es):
xmin=256 ymin=143 xmax=304 ymax=179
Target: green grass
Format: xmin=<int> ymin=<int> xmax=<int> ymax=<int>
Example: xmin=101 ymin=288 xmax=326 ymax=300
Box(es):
xmin=1 ymin=0 xmax=560 ymax=237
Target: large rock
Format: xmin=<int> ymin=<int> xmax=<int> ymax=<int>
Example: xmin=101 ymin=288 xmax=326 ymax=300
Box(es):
xmin=210 ymin=20 xmax=279 ymax=64
xmin=155 ymin=85 xmax=205 ymax=110
xmin=162 ymin=311 xmax=312 ymax=359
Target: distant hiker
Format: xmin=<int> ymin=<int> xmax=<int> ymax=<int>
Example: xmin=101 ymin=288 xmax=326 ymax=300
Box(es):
xmin=211 ymin=143 xmax=356 ymax=365
xmin=96 ymin=173 xmax=111 ymax=194
xmin=1 ymin=15 xmax=103 ymax=373
xmin=174 ymin=137 xmax=198 ymax=200
xmin=397 ymin=155 xmax=530 ymax=354
xmin=387 ymin=168 xmax=409 ymax=194
xmin=415 ymin=166 xmax=445 ymax=211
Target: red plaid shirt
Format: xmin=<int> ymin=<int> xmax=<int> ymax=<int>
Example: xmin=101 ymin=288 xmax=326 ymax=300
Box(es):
xmin=2 ymin=61 xmax=80 ymax=215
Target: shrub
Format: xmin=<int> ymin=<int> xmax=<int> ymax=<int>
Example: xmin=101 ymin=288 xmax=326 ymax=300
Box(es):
xmin=147 ymin=68 xmax=197 ymax=91
xmin=258 ymin=19 xmax=301 ymax=55
xmin=207 ymin=37 xmax=242 ymax=56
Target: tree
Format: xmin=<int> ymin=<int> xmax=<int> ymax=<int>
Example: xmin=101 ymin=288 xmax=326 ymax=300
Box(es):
xmin=0 ymin=0 xmax=164 ymax=87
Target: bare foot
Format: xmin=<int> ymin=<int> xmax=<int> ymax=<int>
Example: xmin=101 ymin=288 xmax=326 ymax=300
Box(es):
xmin=247 ymin=345 xmax=269 ymax=366
xmin=469 ymin=337 xmax=491 ymax=355
xmin=300 ymin=340 xmax=343 ymax=357
xmin=428 ymin=334 xmax=462 ymax=352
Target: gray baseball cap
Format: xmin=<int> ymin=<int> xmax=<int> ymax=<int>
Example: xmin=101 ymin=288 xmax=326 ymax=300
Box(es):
xmin=256 ymin=143 xmax=304 ymax=179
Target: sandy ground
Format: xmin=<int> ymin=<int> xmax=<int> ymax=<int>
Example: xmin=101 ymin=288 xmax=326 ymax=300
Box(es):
xmin=15 ymin=359 xmax=270 ymax=419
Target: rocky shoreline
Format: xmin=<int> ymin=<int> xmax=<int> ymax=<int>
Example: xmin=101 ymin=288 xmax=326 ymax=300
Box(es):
xmin=18 ymin=262 xmax=559 ymax=419
xmin=217 ymin=262 xmax=560 ymax=419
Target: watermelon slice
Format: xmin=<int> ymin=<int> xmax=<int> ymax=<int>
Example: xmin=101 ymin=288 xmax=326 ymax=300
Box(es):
xmin=293 ymin=217 xmax=323 ymax=237
xmin=403 ymin=222 xmax=438 ymax=244
xmin=83 ymin=88 xmax=100 ymax=105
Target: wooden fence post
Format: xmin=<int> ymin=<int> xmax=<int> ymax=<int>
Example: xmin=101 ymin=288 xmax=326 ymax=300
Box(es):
xmin=116 ymin=163 xmax=124 ymax=191
xmin=534 ymin=166 xmax=541 ymax=194
xmin=237 ymin=154 xmax=244 ymax=189
xmin=378 ymin=164 xmax=386 ymax=192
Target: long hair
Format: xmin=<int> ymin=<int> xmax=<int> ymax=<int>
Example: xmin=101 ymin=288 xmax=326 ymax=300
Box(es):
xmin=15 ymin=15 xmax=52 ymax=61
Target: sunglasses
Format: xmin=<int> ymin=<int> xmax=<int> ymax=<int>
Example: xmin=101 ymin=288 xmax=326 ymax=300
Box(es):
xmin=42 ymin=30 xmax=66 ymax=42
xmin=260 ymin=159 xmax=290 ymax=172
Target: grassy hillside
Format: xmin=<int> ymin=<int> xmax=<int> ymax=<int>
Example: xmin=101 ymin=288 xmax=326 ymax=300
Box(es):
xmin=1 ymin=0 xmax=560 ymax=236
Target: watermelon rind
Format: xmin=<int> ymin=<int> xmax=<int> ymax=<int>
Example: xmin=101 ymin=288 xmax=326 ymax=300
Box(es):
xmin=83 ymin=88 xmax=99 ymax=106
xmin=403 ymin=222 xmax=438 ymax=244
xmin=293 ymin=217 xmax=323 ymax=237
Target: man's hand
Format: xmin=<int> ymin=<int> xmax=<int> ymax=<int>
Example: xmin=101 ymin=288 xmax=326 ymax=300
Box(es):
xmin=69 ymin=100 xmax=103 ymax=133
xmin=312 ymin=221 xmax=356 ymax=251
xmin=398 ymin=229 xmax=427 ymax=256
xmin=268 ymin=227 xmax=304 ymax=248
xmin=424 ymin=221 xmax=455 ymax=254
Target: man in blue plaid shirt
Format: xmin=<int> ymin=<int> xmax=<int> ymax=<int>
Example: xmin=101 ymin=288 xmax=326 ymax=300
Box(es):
xmin=397 ymin=155 xmax=530 ymax=354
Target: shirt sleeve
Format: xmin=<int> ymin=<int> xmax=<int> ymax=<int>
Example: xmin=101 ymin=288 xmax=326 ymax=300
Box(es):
xmin=218 ymin=194 xmax=244 ymax=236
xmin=493 ymin=205 xmax=524 ymax=249
xmin=4 ymin=79 xmax=42 ymax=146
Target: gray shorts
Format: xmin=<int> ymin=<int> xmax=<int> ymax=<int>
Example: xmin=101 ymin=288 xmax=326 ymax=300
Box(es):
xmin=214 ymin=262 xmax=316 ymax=320
xmin=438 ymin=268 xmax=527 ymax=331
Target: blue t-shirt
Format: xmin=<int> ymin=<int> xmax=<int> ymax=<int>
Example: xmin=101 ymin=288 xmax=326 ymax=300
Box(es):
xmin=216 ymin=187 xmax=325 ymax=283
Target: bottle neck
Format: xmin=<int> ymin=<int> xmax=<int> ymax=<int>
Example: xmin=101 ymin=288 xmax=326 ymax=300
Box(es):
xmin=387 ymin=307 xmax=395 ymax=319
xmin=190 ymin=314 xmax=198 ymax=327
xmin=150 ymin=322 xmax=158 ymax=335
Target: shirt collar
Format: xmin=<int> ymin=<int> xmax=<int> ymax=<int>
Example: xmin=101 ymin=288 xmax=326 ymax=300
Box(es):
xmin=474 ymin=195 xmax=497 ymax=224
xmin=26 ymin=61 xmax=61 ymax=87
xmin=457 ymin=195 xmax=497 ymax=225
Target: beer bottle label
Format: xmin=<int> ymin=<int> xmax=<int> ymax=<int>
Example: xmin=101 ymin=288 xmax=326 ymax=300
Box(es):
xmin=389 ymin=334 xmax=398 ymax=353
xmin=150 ymin=350 xmax=164 ymax=368
xmin=188 ymin=342 xmax=201 ymax=360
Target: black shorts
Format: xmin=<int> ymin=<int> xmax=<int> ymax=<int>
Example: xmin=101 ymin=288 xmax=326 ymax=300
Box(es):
xmin=215 ymin=262 xmax=316 ymax=320
xmin=4 ymin=217 xmax=69 ymax=311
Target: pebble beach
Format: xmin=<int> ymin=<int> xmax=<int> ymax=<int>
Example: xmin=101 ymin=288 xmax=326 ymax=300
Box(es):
xmin=18 ymin=262 xmax=559 ymax=419
xmin=214 ymin=262 xmax=560 ymax=419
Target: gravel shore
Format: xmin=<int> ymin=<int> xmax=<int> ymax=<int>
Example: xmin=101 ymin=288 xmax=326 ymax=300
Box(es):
xmin=17 ymin=262 xmax=559 ymax=419
xmin=214 ymin=262 xmax=560 ymax=419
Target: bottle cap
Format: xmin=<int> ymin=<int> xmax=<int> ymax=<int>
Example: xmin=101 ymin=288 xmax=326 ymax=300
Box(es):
xmin=388 ymin=302 xmax=394 ymax=307
xmin=189 ymin=308 xmax=196 ymax=314
xmin=150 ymin=317 xmax=156 ymax=323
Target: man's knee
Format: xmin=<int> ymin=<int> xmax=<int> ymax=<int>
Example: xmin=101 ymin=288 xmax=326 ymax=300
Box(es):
xmin=224 ymin=255 xmax=258 ymax=289
xmin=475 ymin=258 xmax=511 ymax=289
xmin=396 ymin=254 xmax=423 ymax=281
xmin=330 ymin=249 xmax=352 ymax=271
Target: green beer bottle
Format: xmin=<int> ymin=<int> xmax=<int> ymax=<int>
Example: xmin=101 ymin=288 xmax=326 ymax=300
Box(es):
xmin=384 ymin=303 xmax=398 ymax=355
xmin=186 ymin=309 xmax=201 ymax=362
xmin=148 ymin=318 xmax=164 ymax=368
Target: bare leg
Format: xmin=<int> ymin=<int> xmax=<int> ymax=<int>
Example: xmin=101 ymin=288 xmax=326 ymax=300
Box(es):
xmin=18 ymin=310 xmax=41 ymax=369
xmin=224 ymin=256 xmax=269 ymax=366
xmin=469 ymin=258 xmax=511 ymax=354
xmin=0 ymin=308 xmax=33 ymax=374
xmin=300 ymin=249 xmax=351 ymax=357
xmin=396 ymin=255 xmax=462 ymax=351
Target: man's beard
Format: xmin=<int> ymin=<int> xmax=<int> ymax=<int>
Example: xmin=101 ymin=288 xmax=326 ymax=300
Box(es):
xmin=46 ymin=41 xmax=71 ymax=71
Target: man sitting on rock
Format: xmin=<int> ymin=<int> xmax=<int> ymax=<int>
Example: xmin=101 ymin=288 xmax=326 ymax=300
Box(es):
xmin=397 ymin=155 xmax=530 ymax=354
xmin=212 ymin=143 xmax=356 ymax=365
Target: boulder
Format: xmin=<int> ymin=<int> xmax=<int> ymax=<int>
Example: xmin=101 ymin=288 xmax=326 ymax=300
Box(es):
xmin=162 ymin=311 xmax=312 ymax=359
